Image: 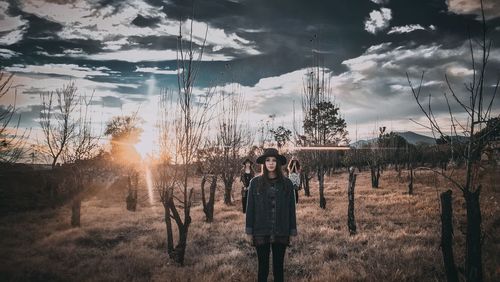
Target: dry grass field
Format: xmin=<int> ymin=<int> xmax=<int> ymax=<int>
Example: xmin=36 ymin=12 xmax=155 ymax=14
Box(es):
xmin=0 ymin=168 xmax=499 ymax=281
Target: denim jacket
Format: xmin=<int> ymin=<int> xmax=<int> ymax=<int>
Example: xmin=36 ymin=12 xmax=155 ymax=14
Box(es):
xmin=245 ymin=176 xmax=297 ymax=237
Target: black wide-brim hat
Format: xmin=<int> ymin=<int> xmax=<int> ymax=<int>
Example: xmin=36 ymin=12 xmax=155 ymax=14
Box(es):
xmin=256 ymin=148 xmax=287 ymax=165
xmin=242 ymin=158 xmax=253 ymax=165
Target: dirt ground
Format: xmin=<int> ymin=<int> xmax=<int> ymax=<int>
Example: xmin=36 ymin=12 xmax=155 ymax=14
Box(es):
xmin=0 ymin=168 xmax=499 ymax=281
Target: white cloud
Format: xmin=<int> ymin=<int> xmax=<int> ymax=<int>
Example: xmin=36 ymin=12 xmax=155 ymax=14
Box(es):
xmin=0 ymin=48 xmax=20 ymax=59
xmin=364 ymin=8 xmax=392 ymax=34
xmin=184 ymin=20 xmax=260 ymax=54
xmin=324 ymin=40 xmax=500 ymax=139
xmin=135 ymin=67 xmax=179 ymax=75
xmin=387 ymin=24 xmax=426 ymax=34
xmin=447 ymin=0 xmax=500 ymax=19
xmin=5 ymin=64 xmax=111 ymax=78
xmin=34 ymin=51 xmax=63 ymax=57
xmin=64 ymin=48 xmax=85 ymax=55
xmin=0 ymin=2 xmax=28 ymax=45
xmin=35 ymin=48 xmax=87 ymax=57
xmin=19 ymin=0 xmax=260 ymax=56
xmin=0 ymin=2 xmax=27 ymax=31
xmin=189 ymin=68 xmax=312 ymax=126
xmin=366 ymin=42 xmax=392 ymax=53
xmin=80 ymin=48 xmax=233 ymax=62
xmin=447 ymin=66 xmax=474 ymax=77
xmin=370 ymin=0 xmax=389 ymax=5
xmin=103 ymin=38 xmax=131 ymax=51
xmin=0 ymin=29 xmax=26 ymax=45
xmin=389 ymin=84 xmax=410 ymax=92
xmin=212 ymin=45 xmax=223 ymax=52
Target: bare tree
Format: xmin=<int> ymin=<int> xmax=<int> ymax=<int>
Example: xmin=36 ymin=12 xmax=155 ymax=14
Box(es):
xmin=154 ymin=18 xmax=216 ymax=265
xmin=270 ymin=126 xmax=292 ymax=149
xmin=216 ymin=88 xmax=248 ymax=205
xmin=300 ymin=43 xmax=348 ymax=209
xmin=366 ymin=126 xmax=385 ymax=188
xmin=0 ymin=72 xmax=28 ymax=163
xmin=39 ymin=82 xmax=78 ymax=168
xmin=63 ymin=88 xmax=101 ymax=227
xmin=407 ymin=2 xmax=498 ymax=280
xmin=256 ymin=115 xmax=275 ymax=149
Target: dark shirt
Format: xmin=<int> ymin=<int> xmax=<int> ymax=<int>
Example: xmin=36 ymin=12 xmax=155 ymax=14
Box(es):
xmin=241 ymin=172 xmax=253 ymax=188
xmin=245 ymin=176 xmax=297 ymax=244
xmin=253 ymin=177 xmax=290 ymax=246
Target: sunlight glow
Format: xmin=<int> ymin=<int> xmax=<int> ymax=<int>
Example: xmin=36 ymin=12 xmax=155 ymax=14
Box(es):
xmin=145 ymin=166 xmax=155 ymax=205
xmin=134 ymin=83 xmax=160 ymax=159
xmin=134 ymin=123 xmax=156 ymax=159
xmin=292 ymin=146 xmax=351 ymax=151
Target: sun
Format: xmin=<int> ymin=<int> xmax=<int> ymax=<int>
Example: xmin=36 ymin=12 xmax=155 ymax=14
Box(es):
xmin=134 ymin=122 xmax=156 ymax=160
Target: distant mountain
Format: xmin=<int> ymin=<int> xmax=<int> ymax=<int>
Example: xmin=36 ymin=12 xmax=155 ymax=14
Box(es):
xmin=350 ymin=138 xmax=376 ymax=148
xmin=350 ymin=131 xmax=437 ymax=148
xmin=395 ymin=131 xmax=436 ymax=145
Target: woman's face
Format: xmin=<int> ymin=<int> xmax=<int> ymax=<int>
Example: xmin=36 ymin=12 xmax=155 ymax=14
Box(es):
xmin=265 ymin=157 xmax=277 ymax=172
xmin=245 ymin=162 xmax=251 ymax=169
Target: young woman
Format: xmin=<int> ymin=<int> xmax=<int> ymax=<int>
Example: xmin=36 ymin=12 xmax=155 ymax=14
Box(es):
xmin=287 ymin=157 xmax=301 ymax=203
xmin=240 ymin=158 xmax=255 ymax=213
xmin=245 ymin=148 xmax=297 ymax=282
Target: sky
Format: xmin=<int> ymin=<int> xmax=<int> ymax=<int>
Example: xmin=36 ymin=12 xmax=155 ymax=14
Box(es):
xmin=1 ymin=0 xmax=500 ymax=157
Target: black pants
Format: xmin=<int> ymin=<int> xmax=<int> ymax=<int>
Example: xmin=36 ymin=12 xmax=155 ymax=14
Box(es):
xmin=256 ymin=243 xmax=287 ymax=282
xmin=242 ymin=189 xmax=248 ymax=213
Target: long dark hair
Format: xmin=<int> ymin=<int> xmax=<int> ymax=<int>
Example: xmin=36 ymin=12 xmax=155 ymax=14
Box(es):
xmin=240 ymin=162 xmax=255 ymax=175
xmin=288 ymin=159 xmax=301 ymax=173
xmin=257 ymin=160 xmax=290 ymax=194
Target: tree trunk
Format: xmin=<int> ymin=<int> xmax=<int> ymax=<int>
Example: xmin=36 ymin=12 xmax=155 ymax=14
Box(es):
xmin=370 ymin=165 xmax=380 ymax=188
xmin=71 ymin=196 xmax=81 ymax=227
xmin=397 ymin=166 xmax=402 ymax=181
xmin=208 ymin=175 xmax=216 ymax=217
xmin=347 ymin=167 xmax=357 ymax=235
xmin=126 ymin=191 xmax=137 ymax=211
xmin=318 ymin=166 xmax=326 ymax=209
xmin=164 ymin=204 xmax=174 ymax=256
xmin=126 ymin=174 xmax=138 ymax=211
xmin=301 ymin=171 xmax=311 ymax=197
xmin=224 ymin=181 xmax=232 ymax=205
xmin=440 ymin=190 xmax=458 ymax=282
xmin=201 ymin=175 xmax=217 ymax=222
xmin=464 ymin=187 xmax=483 ymax=282
xmin=174 ymin=215 xmax=191 ymax=266
xmin=408 ymin=165 xmax=414 ymax=195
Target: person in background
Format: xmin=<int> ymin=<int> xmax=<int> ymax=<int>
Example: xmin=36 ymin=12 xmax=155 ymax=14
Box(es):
xmin=245 ymin=148 xmax=297 ymax=282
xmin=287 ymin=157 xmax=301 ymax=204
xmin=240 ymin=158 xmax=255 ymax=213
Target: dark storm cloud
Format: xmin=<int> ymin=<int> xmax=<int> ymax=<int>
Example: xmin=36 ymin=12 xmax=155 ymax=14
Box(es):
xmin=19 ymin=86 xmax=46 ymax=95
xmin=100 ymin=95 xmax=123 ymax=108
xmin=3 ymin=104 xmax=44 ymax=128
xmin=160 ymin=0 xmax=246 ymax=22
xmin=137 ymin=0 xmax=496 ymax=89
xmin=127 ymin=35 xmax=183 ymax=51
xmin=0 ymin=3 xmax=104 ymax=65
xmin=131 ymin=15 xmax=162 ymax=27
xmin=1 ymin=0 xmax=499 ymax=138
xmin=10 ymin=7 xmax=64 ymax=39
